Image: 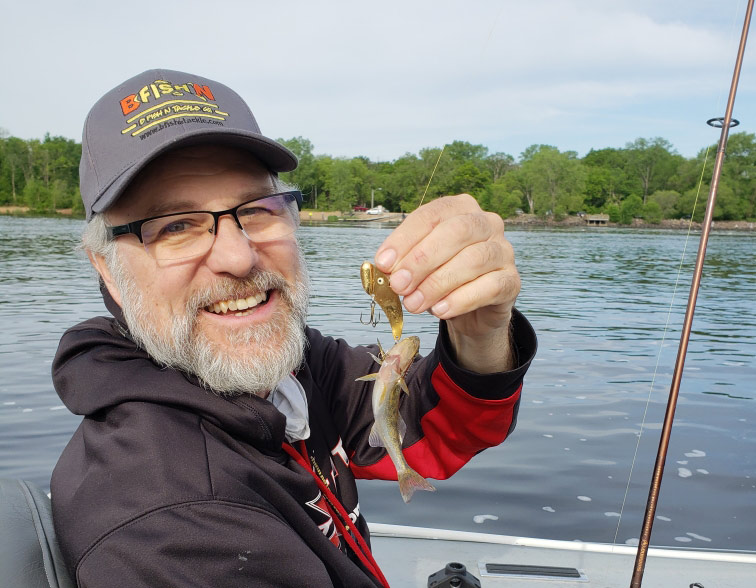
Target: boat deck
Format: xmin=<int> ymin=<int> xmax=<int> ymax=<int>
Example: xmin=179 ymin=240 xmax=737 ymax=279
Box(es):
xmin=369 ymin=523 xmax=756 ymax=588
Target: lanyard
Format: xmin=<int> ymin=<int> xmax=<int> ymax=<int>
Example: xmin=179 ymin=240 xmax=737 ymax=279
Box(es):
xmin=282 ymin=441 xmax=390 ymax=588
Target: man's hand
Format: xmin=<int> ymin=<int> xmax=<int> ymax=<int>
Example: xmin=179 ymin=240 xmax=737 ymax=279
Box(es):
xmin=374 ymin=194 xmax=520 ymax=374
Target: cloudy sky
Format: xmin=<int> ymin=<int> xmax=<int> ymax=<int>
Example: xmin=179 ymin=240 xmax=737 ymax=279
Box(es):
xmin=2 ymin=0 xmax=754 ymax=161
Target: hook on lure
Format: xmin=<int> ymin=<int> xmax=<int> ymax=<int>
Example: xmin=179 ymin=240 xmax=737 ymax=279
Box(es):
xmin=359 ymin=302 xmax=380 ymax=327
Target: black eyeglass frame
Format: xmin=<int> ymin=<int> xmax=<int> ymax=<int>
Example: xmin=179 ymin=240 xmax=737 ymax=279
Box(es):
xmin=105 ymin=190 xmax=303 ymax=244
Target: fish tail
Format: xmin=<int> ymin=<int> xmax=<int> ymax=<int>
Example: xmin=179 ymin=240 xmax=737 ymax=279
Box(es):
xmin=398 ymin=467 xmax=436 ymax=503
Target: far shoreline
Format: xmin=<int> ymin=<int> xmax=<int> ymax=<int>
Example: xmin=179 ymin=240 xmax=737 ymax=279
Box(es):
xmin=298 ymin=210 xmax=756 ymax=232
xmin=2 ymin=206 xmax=755 ymax=232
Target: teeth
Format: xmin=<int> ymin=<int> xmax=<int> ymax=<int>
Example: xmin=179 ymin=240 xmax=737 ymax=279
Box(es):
xmin=206 ymin=292 xmax=269 ymax=315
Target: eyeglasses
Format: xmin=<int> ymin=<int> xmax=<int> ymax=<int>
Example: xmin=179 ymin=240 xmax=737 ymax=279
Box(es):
xmin=106 ymin=191 xmax=302 ymax=261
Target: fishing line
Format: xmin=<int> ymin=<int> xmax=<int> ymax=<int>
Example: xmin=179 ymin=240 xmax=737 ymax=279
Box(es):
xmin=419 ymin=0 xmax=500 ymax=210
xmin=418 ymin=145 xmax=446 ymax=208
xmin=418 ymin=1 xmax=502 ymax=209
xmin=611 ymin=0 xmax=745 ymax=548
xmin=611 ymin=147 xmax=712 ymax=546
xmin=482 ymin=4 xmax=504 ymax=53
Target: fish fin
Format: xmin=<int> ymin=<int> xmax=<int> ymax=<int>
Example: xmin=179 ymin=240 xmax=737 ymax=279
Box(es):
xmin=398 ymin=413 xmax=407 ymax=444
xmin=355 ymin=373 xmax=379 ymax=382
xmin=368 ymin=422 xmax=384 ymax=448
xmin=398 ymin=468 xmax=436 ymax=503
xmin=376 ymin=339 xmax=386 ymax=359
xmin=367 ymin=352 xmax=383 ymax=365
xmin=399 ymin=377 xmax=410 ymax=396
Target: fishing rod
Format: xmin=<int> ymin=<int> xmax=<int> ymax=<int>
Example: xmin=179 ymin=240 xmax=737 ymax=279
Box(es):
xmin=629 ymin=1 xmax=754 ymax=586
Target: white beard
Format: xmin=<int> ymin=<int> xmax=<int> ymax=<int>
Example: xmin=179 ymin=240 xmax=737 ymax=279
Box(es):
xmin=107 ymin=247 xmax=310 ymax=396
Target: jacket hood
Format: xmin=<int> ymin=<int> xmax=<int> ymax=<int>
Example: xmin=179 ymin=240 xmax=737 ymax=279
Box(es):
xmin=52 ymin=305 xmax=288 ymax=452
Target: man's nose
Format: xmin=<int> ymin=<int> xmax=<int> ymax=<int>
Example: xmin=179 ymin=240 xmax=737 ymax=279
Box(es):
xmin=204 ymin=214 xmax=258 ymax=277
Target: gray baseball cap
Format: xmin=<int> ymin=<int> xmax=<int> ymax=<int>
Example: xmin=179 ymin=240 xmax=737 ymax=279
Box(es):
xmin=80 ymin=69 xmax=298 ymax=220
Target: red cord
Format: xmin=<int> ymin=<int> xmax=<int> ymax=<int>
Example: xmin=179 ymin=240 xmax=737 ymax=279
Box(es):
xmin=282 ymin=442 xmax=390 ymax=588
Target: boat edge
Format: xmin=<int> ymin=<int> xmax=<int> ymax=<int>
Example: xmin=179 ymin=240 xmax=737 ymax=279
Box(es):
xmin=367 ymin=523 xmax=756 ymax=564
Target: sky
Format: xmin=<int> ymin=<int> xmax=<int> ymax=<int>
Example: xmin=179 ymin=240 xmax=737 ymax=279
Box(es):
xmin=2 ymin=0 xmax=755 ymax=162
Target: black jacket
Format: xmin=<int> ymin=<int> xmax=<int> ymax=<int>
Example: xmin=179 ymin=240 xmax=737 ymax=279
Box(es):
xmin=51 ymin=304 xmax=535 ymax=587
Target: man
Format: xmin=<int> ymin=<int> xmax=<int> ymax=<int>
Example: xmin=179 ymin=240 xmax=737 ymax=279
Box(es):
xmin=51 ymin=69 xmax=536 ymax=587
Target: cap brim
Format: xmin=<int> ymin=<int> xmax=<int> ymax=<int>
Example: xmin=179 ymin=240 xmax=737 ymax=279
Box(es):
xmin=90 ymin=128 xmax=297 ymax=217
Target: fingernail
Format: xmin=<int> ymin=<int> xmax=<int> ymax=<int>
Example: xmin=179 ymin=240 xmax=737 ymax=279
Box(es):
xmin=389 ymin=269 xmax=411 ymax=291
xmin=431 ymin=300 xmax=449 ymax=316
xmin=403 ymin=290 xmax=424 ymax=312
xmin=375 ymin=248 xmax=396 ymax=270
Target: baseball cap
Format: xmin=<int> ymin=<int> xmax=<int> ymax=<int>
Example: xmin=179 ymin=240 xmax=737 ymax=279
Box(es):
xmin=79 ymin=69 xmax=298 ymax=220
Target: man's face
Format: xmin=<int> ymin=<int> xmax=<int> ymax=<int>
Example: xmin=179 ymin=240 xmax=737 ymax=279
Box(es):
xmin=93 ymin=145 xmax=308 ymax=396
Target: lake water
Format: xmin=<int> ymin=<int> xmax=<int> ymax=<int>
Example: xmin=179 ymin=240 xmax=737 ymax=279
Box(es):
xmin=1 ymin=216 xmax=754 ymax=552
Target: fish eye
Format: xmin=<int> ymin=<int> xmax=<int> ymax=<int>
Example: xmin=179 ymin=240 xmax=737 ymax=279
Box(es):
xmin=377 ymin=277 xmax=385 ymax=285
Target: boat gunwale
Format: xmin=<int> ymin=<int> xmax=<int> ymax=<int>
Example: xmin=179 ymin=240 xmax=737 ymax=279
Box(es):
xmin=368 ymin=523 xmax=756 ymax=564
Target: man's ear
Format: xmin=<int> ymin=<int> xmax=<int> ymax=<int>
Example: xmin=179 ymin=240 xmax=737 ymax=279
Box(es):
xmin=88 ymin=251 xmax=123 ymax=308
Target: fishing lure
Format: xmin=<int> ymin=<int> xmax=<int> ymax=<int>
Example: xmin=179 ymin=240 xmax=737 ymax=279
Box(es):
xmin=359 ymin=261 xmax=403 ymax=341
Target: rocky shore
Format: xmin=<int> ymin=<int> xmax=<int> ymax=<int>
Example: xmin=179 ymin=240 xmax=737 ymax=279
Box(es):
xmin=501 ymin=214 xmax=756 ymax=231
xmin=3 ymin=206 xmax=755 ymax=231
xmin=299 ymin=210 xmax=756 ymax=232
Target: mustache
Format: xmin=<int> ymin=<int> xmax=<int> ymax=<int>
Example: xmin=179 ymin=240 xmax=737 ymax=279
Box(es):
xmin=184 ymin=270 xmax=291 ymax=315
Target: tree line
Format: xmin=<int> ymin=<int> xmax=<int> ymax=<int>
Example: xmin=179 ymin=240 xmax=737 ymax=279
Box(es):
xmin=0 ymin=132 xmax=83 ymax=214
xmin=2 ymin=130 xmax=755 ymax=223
xmin=278 ymin=135 xmax=756 ymax=223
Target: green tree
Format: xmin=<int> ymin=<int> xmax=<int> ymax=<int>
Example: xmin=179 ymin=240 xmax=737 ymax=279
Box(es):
xmin=40 ymin=134 xmax=80 ymax=190
xmin=488 ymin=179 xmax=523 ymax=218
xmin=322 ymin=158 xmax=352 ymax=211
xmin=582 ymin=148 xmax=632 ymax=210
xmin=606 ymin=203 xmax=620 ymax=223
xmin=675 ymin=183 xmax=743 ymax=222
xmin=0 ymin=134 xmax=80 ymax=210
xmin=71 ymin=187 xmax=84 ymax=216
xmin=0 ymin=137 xmax=31 ymax=204
xmin=519 ymin=145 xmax=586 ymax=216
xmin=649 ymin=190 xmax=680 ymax=219
xmin=407 ymin=141 xmax=494 ymax=209
xmin=22 ymin=178 xmax=51 ymax=212
xmin=625 ymin=137 xmax=682 ymax=204
xmin=619 ymin=194 xmax=643 ymax=224
xmin=401 ymin=147 xmax=448 ymax=211
xmin=383 ymin=153 xmax=424 ymax=212
xmin=485 ymin=152 xmax=515 ymax=182
xmin=719 ymin=132 xmax=756 ymax=218
xmin=445 ymin=140 xmax=489 ymax=163
xmin=319 ymin=157 xmax=371 ymax=212
xmin=642 ymin=200 xmax=663 ymax=224
xmin=499 ymin=164 xmax=536 ymax=214
xmin=712 ymin=185 xmax=747 ymax=220
xmin=583 ymin=166 xmax=613 ymax=210
xmin=278 ymin=136 xmax=317 ymax=205
xmin=675 ymin=187 xmax=706 ymax=222
xmin=50 ymin=179 xmax=71 ymax=210
xmin=667 ymin=149 xmax=710 ymax=195
xmin=443 ymin=161 xmax=491 ymax=203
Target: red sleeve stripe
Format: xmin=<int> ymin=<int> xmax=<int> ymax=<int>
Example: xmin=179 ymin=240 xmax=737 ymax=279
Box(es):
xmin=350 ymin=363 xmax=521 ymax=480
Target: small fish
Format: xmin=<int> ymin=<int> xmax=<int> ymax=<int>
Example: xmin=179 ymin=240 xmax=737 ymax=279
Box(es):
xmin=356 ymin=336 xmax=436 ymax=502
xmin=360 ymin=261 xmax=403 ymax=341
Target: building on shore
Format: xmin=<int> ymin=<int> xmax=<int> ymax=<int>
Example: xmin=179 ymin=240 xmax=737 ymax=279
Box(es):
xmin=586 ymin=214 xmax=609 ymax=226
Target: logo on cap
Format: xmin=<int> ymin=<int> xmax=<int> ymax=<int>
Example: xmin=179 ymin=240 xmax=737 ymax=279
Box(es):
xmin=119 ymin=78 xmax=229 ymax=139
